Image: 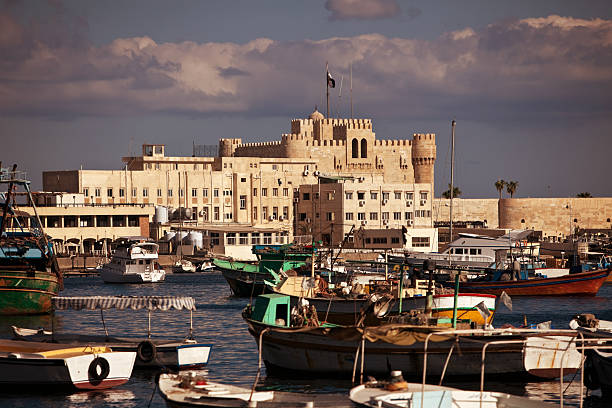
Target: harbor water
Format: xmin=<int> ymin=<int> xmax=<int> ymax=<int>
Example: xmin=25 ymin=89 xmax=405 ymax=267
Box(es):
xmin=0 ymin=272 xmax=611 ymax=407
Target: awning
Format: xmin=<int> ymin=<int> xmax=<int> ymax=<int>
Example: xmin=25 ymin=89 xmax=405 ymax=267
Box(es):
xmin=52 ymin=296 xmax=196 ymax=311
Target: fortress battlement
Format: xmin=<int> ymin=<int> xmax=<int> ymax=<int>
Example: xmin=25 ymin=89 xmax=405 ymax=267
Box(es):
xmin=413 ymin=133 xmax=436 ymax=142
xmin=306 ymin=139 xmax=346 ymax=147
xmin=238 ymin=140 xmax=282 ymax=148
xmin=281 ymin=134 xmax=307 ymax=142
xmin=374 ymin=139 xmax=412 ymax=147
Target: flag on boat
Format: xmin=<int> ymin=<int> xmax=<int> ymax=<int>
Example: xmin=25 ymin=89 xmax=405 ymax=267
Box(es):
xmin=327 ymin=70 xmax=335 ymax=88
xmin=500 ymin=291 xmax=513 ymax=311
xmin=475 ymin=301 xmax=492 ymax=321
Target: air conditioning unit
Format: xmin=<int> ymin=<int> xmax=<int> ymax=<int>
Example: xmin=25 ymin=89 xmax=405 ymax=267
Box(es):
xmin=359 ymin=177 xmax=365 ymax=182
xmin=303 ymin=170 xmax=309 ymax=176
xmin=199 ymin=210 xmax=205 ymax=216
xmin=420 ymin=199 xmax=427 ymax=206
xmin=406 ymin=200 xmax=413 ymax=207
xmin=408 ymin=220 xmax=414 ymax=226
xmin=361 ymin=220 xmax=367 ymax=226
xmin=382 ymin=199 xmax=388 ymax=205
xmin=359 ymin=200 xmax=365 ymax=206
xmin=383 ymin=220 xmax=389 ymax=225
xmin=313 ymin=170 xmax=320 ymax=176
xmin=279 ymin=215 xmax=285 ymax=221
xmin=269 ymin=215 xmax=276 ymax=221
xmin=293 ymin=198 xmax=299 ymax=203
xmin=305 ymin=218 xmax=311 ymax=223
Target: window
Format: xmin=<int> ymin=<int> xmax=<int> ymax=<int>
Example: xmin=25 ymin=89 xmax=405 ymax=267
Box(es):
xmin=203 ymin=188 xmax=208 ymax=197
xmin=227 ymin=233 xmax=236 ymax=245
xmin=262 ymin=188 xmax=268 ymax=197
xmin=263 ymin=233 xmax=272 ymax=245
xmin=253 ymin=207 xmax=258 ymax=220
xmin=143 ymin=188 xmax=148 ymax=197
xmin=272 ymin=207 xmax=278 ymax=219
xmin=327 ymin=191 xmax=334 ymax=200
xmin=358 ymin=212 xmax=366 ymax=220
xmin=214 ymin=206 xmax=220 ymax=221
xmin=303 ymin=192 xmax=310 ymax=200
xmin=251 ymin=233 xmax=260 ymax=245
xmin=157 ymin=188 xmax=162 ymax=197
xmin=283 ymin=188 xmax=288 ymax=197
xmin=118 ymin=188 xmax=125 ymax=198
xmin=313 ymin=192 xmax=319 ymax=200
xmin=95 ymin=188 xmax=101 ymax=197
xmin=146 ymin=163 xmax=152 ymax=169
xmin=369 ymin=212 xmax=378 ymax=221
xmin=240 ymin=195 xmax=246 ymax=209
xmin=168 ymin=189 xmax=173 ymax=197
xmin=373 ymin=237 xmax=387 ymax=244
xmin=107 ymin=188 xmax=113 ymax=197
xmin=202 ymin=207 xmax=209 ymax=221
xmin=299 ymin=213 xmax=307 ymax=221
xmin=405 ymin=192 xmax=413 ymax=200
xmin=272 ymin=188 xmax=278 ymax=196
xmin=420 ymin=192 xmax=428 ymax=200
xmin=253 ymin=188 xmax=257 ymax=197
xmin=394 ymin=212 xmax=401 ymax=220
xmin=262 ymin=206 xmax=268 ymax=220
xmin=272 ymin=164 xmax=278 ymax=170
xmin=412 ymin=237 xmax=430 ymax=247
xmin=326 ymin=212 xmax=334 ymax=221
xmin=370 ymin=192 xmax=378 ymax=200
xmin=382 ymin=212 xmax=389 ymax=220
xmin=155 ymin=163 xmax=160 ymax=170
xmin=179 ymin=188 xmax=184 ymax=197
xmin=224 ymin=212 xmax=233 ymax=220
xmin=223 ymin=189 xmax=231 ymax=196
xmin=241 ymin=177 xmax=246 ymax=182
xmin=192 ymin=207 xmax=198 ymax=220
xmin=346 ymin=212 xmax=354 ymax=221
xmin=394 ymin=192 xmax=402 ymax=200
xmin=83 ymin=188 xmax=89 ymax=197
xmin=194 ymin=164 xmax=198 ymax=170
xmin=174 ymin=163 xmax=179 ymax=170
xmin=391 ymin=237 xmax=400 ymax=244
xmin=192 ymin=188 xmax=198 ymax=197
xmin=214 ymin=189 xmax=219 ymax=197
xmin=360 ymin=138 xmax=367 ymax=158
xmin=405 ymin=212 xmax=413 ymax=220
xmin=357 ymin=192 xmax=365 ymax=200
xmin=283 ymin=206 xmax=289 ymax=218
xmin=352 ymin=138 xmax=359 ymax=158
xmin=345 ymin=192 xmax=353 ymax=200
xmin=239 ymin=233 xmax=248 ymax=245
xmin=382 ymin=192 xmax=389 ymax=200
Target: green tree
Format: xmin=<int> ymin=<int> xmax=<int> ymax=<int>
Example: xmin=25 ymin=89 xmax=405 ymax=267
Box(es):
xmin=442 ymin=184 xmax=462 ymax=199
xmin=576 ymin=192 xmax=592 ymax=198
xmin=495 ymin=179 xmax=506 ymax=199
xmin=506 ymin=180 xmax=518 ymax=198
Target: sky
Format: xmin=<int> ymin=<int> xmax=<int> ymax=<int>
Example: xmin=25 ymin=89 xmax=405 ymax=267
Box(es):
xmin=1 ymin=0 xmax=611 ymax=198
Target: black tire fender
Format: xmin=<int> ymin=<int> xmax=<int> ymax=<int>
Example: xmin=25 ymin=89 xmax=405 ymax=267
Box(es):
xmin=137 ymin=340 xmax=157 ymax=363
xmin=88 ymin=357 xmax=111 ymax=382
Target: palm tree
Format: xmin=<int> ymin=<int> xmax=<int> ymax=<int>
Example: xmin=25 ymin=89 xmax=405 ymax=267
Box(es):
xmin=576 ymin=192 xmax=592 ymax=198
xmin=442 ymin=184 xmax=462 ymax=199
xmin=506 ymin=181 xmax=518 ymax=198
xmin=495 ymin=179 xmax=506 ymax=199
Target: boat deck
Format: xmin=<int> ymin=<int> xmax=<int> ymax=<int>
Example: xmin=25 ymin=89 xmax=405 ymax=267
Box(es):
xmin=0 ymin=339 xmax=110 ymax=358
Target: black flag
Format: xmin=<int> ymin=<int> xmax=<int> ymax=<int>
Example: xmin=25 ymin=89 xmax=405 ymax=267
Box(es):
xmin=327 ymin=70 xmax=335 ymax=88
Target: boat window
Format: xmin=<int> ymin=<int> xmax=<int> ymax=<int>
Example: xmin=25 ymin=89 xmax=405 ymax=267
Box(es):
xmin=455 ymin=248 xmax=463 ymax=254
xmin=470 ymin=249 xmax=478 ymax=255
xmin=275 ymin=304 xmax=288 ymax=325
xmin=139 ymin=260 xmax=144 ymax=264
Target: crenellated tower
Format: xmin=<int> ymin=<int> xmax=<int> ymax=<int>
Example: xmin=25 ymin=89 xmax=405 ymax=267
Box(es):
xmin=218 ymin=138 xmax=242 ymax=157
xmin=411 ymin=133 xmax=436 ymax=185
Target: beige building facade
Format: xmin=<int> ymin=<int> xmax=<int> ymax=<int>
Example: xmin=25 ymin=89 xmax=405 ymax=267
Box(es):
xmin=296 ymin=178 xmax=438 ymax=252
xmin=43 ymin=110 xmax=438 ymax=248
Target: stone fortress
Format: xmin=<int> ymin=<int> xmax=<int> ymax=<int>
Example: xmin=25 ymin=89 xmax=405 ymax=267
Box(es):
xmin=218 ymin=108 xmax=436 ymax=185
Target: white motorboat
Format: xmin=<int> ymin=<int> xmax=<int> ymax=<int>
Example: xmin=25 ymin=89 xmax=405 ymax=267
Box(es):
xmin=0 ymin=339 xmax=136 ymax=390
xmin=172 ymin=259 xmax=197 ymax=273
xmin=349 ymin=381 xmax=555 ymax=407
xmin=100 ymin=241 xmax=166 ymax=283
xmin=12 ymin=296 xmax=213 ymax=370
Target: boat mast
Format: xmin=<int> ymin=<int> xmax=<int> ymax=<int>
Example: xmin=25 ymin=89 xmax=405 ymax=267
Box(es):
xmin=449 ymin=120 xmax=456 ymax=260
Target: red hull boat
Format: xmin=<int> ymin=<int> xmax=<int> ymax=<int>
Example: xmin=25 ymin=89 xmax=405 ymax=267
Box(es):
xmin=458 ymin=268 xmax=610 ymax=296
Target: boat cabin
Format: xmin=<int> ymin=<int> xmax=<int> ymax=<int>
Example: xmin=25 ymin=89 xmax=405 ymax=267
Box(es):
xmin=251 ymin=294 xmax=291 ymax=327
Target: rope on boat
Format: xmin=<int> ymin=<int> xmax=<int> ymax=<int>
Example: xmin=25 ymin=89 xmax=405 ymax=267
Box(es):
xmin=249 ymin=328 xmax=269 ymax=402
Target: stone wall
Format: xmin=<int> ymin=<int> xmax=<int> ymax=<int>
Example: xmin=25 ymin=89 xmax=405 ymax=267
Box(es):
xmin=433 ymin=198 xmax=499 ymax=228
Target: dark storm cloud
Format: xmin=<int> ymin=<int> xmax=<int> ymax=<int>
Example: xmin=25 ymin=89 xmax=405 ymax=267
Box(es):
xmin=0 ymin=10 xmax=611 ymax=126
xmin=325 ymin=0 xmax=401 ymax=21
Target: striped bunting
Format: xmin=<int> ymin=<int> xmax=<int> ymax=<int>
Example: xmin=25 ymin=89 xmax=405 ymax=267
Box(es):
xmin=52 ymin=296 xmax=196 ymax=311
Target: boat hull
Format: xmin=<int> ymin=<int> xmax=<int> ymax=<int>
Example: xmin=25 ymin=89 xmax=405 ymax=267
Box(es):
xmin=100 ymin=268 xmax=166 ymax=283
xmin=245 ymin=319 xmax=577 ymax=379
xmin=457 ymin=269 xmax=610 ymax=296
xmin=0 ymin=271 xmax=60 ymax=315
xmin=220 ymin=267 xmax=268 ymax=297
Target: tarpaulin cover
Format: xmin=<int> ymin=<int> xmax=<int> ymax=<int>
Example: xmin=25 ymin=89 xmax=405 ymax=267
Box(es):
xmin=52 ymin=296 xmax=196 ymax=311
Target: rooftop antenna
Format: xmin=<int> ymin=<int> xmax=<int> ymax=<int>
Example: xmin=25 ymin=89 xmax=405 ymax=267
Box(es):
xmin=350 ymin=63 xmax=353 ymax=119
xmin=337 ymin=74 xmax=344 ymax=118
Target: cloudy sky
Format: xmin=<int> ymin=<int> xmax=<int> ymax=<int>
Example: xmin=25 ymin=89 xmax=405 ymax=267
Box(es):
xmin=1 ymin=0 xmax=611 ymax=197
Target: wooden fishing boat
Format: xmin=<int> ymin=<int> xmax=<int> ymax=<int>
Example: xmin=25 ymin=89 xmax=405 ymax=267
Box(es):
xmin=0 ymin=339 xmax=135 ymax=390
xmin=158 ymin=370 xmax=351 ymax=407
xmin=0 ymin=166 xmax=62 ymax=315
xmin=215 ymin=243 xmax=314 ymax=297
xmin=243 ymin=294 xmax=581 ymax=380
xmin=12 ymin=296 xmax=212 ymax=370
xmin=270 ymin=274 xmax=496 ymax=325
xmin=455 ymin=268 xmax=610 ymax=296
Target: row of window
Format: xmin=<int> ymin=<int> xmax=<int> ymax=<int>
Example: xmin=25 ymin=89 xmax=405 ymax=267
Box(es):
xmin=297 ymin=211 xmax=430 ymax=221
xmin=226 ymin=232 xmax=275 ymax=245
xmin=84 ymin=186 xmax=293 ymax=200
xmin=302 ymin=191 xmax=428 ymax=201
xmin=193 ymin=205 xmax=290 ymax=222
xmin=360 ymin=236 xmax=430 ymax=247
xmin=144 ymin=163 xmax=212 ymax=170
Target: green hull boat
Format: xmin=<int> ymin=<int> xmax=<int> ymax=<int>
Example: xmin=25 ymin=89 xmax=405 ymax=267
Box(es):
xmin=0 ymin=270 xmax=61 ymax=315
